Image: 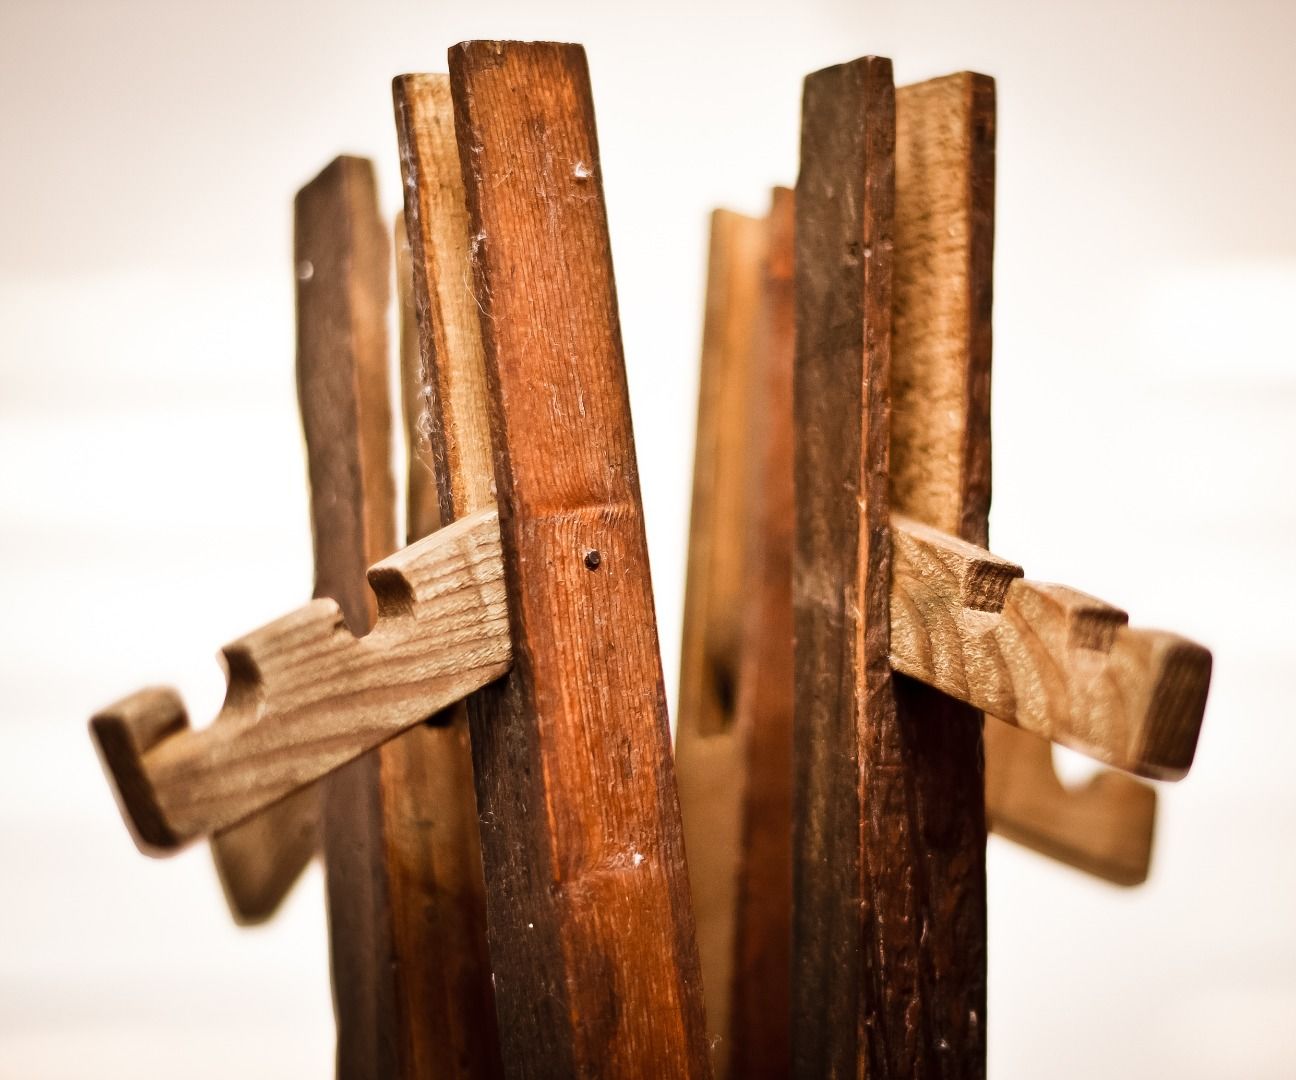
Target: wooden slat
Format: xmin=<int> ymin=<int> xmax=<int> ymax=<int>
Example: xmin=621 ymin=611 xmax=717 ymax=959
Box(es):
xmin=727 ymin=186 xmax=795 ymax=1080
xmin=790 ymin=55 xmax=905 ymax=1077
xmin=294 ymin=155 xmax=401 ymax=1079
xmin=673 ymin=206 xmax=766 ymax=1079
xmin=448 ymin=40 xmax=711 ymax=1079
xmin=208 ymin=784 xmax=317 ymax=921
xmin=893 ymin=72 xmax=1160 ymax=882
xmin=393 ymin=76 xmax=505 ymax=1075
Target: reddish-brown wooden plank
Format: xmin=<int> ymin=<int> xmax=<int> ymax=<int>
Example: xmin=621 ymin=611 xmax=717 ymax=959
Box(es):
xmin=727 ymin=186 xmax=795 ymax=1080
xmin=673 ymin=206 xmax=767 ymax=1078
xmin=449 ymin=40 xmax=711 ymax=1079
xmin=393 ymin=72 xmax=505 ymax=1077
xmin=791 ymin=55 xmax=915 ymax=1077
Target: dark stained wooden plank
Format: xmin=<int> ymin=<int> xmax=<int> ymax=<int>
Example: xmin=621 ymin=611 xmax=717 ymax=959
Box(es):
xmin=790 ymin=55 xmax=907 ymax=1077
xmin=727 ymin=185 xmax=795 ymax=1080
xmin=292 ymin=155 xmax=401 ymax=1080
xmin=448 ymin=40 xmax=711 ymax=1080
xmin=673 ymin=206 xmax=767 ymax=1078
xmin=393 ymin=72 xmax=506 ymax=1078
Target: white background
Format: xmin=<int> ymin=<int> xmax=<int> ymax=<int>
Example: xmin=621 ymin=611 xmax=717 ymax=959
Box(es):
xmin=2 ymin=1 xmax=1293 ymax=1076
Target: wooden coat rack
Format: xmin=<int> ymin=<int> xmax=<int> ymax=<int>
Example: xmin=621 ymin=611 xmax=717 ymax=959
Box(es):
xmin=89 ymin=41 xmax=1210 ymax=1079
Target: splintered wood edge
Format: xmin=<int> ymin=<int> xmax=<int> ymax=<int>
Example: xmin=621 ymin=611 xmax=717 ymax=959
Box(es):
xmin=89 ymin=509 xmax=512 ymax=853
xmin=889 ymin=515 xmax=1211 ymax=780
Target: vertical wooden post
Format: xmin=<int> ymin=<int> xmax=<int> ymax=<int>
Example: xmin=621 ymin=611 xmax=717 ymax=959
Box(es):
xmin=292 ymin=156 xmax=401 ymax=1079
xmin=791 ymin=55 xmax=903 ymax=1077
xmin=674 ymin=207 xmax=767 ymax=1077
xmin=448 ymin=40 xmax=712 ymax=1079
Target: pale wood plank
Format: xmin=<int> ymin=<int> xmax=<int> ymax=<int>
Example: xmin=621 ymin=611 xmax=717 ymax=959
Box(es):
xmin=673 ymin=207 xmax=766 ymax=1079
xmin=983 ymin=722 xmax=1156 ymax=885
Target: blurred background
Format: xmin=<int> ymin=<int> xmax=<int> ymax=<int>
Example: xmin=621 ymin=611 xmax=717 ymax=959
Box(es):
xmin=2 ymin=1 xmax=1293 ymax=1076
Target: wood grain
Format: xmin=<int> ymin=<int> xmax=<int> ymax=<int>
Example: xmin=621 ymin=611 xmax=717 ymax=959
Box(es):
xmin=673 ymin=207 xmax=766 ymax=1079
xmin=791 ymin=55 xmax=905 ymax=1078
xmin=89 ymin=507 xmax=510 ymax=849
xmin=727 ymin=186 xmax=794 ymax=1080
xmin=449 ymin=40 xmax=711 ymax=1079
xmin=389 ymin=205 xmax=504 ymax=1079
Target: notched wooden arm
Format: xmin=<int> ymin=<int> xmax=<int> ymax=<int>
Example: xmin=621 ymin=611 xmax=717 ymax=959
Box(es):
xmin=889 ymin=515 xmax=1211 ymax=780
xmin=91 ymin=508 xmax=1209 ymax=855
xmin=90 ymin=508 xmax=512 ymax=853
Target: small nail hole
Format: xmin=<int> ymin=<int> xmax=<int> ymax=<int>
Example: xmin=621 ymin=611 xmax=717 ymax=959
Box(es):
xmin=584 ymin=550 xmax=602 ymax=571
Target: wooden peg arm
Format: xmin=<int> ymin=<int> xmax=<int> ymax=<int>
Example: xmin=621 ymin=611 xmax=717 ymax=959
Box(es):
xmin=889 ymin=515 xmax=1211 ymax=780
xmin=90 ymin=509 xmax=511 ymax=852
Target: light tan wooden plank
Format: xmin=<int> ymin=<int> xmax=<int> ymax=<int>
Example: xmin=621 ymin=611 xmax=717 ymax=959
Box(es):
xmin=394 ymin=74 xmax=495 ymax=526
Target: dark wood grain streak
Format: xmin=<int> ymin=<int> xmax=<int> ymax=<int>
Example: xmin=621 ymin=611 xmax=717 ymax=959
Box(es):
xmin=449 ymin=41 xmax=711 ymax=1080
xmin=293 ymin=155 xmax=401 ymax=1079
xmin=727 ymin=186 xmax=795 ymax=1080
xmin=790 ymin=56 xmax=901 ymax=1078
